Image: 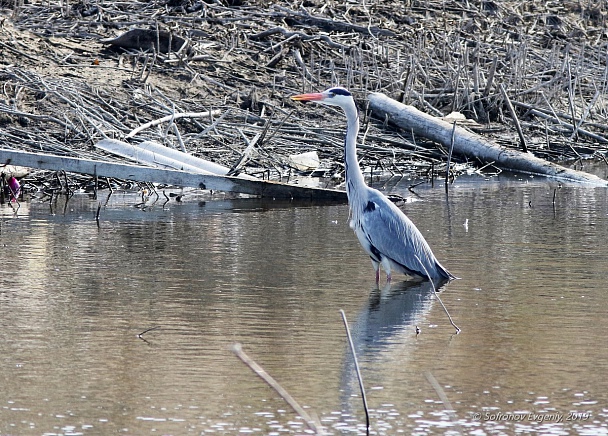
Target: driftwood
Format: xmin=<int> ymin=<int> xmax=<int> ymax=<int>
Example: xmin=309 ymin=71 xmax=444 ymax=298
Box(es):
xmin=368 ymin=93 xmax=608 ymax=186
xmin=0 ymin=149 xmax=347 ymax=201
xmin=95 ymin=139 xmax=218 ymax=175
xmin=95 ymin=139 xmax=257 ymax=180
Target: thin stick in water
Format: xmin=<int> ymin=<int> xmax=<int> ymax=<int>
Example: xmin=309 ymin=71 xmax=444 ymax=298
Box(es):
xmin=231 ymin=343 xmax=324 ymax=435
xmin=424 ymin=371 xmax=462 ymax=434
xmin=340 ymin=309 xmax=370 ymax=435
xmin=415 ymin=255 xmax=461 ymax=333
xmin=138 ymin=326 xmax=160 ymax=338
xmin=445 ymin=121 xmax=456 ymax=193
xmin=95 ymin=202 xmax=101 ymax=228
xmin=137 ymin=326 xmax=161 ymax=344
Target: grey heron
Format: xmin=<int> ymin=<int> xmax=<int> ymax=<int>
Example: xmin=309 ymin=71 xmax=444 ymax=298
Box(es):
xmin=291 ymin=87 xmax=455 ymax=283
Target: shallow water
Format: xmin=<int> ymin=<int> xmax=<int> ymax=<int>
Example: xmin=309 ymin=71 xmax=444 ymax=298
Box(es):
xmin=1 ymin=175 xmax=608 ymax=435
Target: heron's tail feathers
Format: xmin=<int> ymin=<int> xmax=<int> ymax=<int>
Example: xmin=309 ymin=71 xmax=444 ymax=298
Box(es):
xmin=436 ymin=261 xmax=458 ymax=281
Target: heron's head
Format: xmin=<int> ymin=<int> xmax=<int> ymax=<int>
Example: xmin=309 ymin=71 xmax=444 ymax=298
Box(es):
xmin=291 ymin=87 xmax=353 ymax=108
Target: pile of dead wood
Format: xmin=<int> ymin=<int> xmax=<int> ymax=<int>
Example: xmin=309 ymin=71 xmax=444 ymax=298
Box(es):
xmin=0 ymin=0 xmax=607 ymax=191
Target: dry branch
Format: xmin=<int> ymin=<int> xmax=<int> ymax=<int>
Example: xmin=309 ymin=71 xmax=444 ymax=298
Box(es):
xmin=512 ymin=101 xmax=608 ymax=144
xmin=250 ymin=27 xmax=351 ymax=52
xmin=275 ymin=6 xmax=397 ymax=37
xmin=232 ymin=343 xmax=325 ymax=435
xmin=499 ymin=84 xmax=528 ymax=153
xmin=125 ymin=110 xmax=222 ymax=138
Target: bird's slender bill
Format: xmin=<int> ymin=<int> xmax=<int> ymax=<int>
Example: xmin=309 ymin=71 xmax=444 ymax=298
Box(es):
xmin=291 ymin=92 xmax=324 ymax=102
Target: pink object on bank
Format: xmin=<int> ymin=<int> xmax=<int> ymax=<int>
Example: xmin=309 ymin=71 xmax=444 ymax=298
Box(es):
xmin=7 ymin=176 xmax=20 ymax=201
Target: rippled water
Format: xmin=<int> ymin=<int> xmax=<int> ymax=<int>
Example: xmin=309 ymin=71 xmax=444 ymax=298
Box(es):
xmin=1 ymin=175 xmax=608 ymax=435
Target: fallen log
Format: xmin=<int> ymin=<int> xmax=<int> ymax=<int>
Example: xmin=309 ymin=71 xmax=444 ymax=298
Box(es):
xmin=95 ymin=139 xmax=257 ymax=180
xmin=0 ymin=149 xmax=347 ymax=201
xmin=368 ymin=92 xmax=608 ymax=186
xmin=95 ymin=139 xmax=218 ymax=176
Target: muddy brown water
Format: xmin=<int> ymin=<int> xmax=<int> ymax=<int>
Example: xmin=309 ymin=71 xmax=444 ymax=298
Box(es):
xmin=1 ymin=174 xmax=608 ymax=435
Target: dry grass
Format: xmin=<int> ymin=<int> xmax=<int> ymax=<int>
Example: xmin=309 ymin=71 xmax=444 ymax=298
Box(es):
xmin=1 ymin=0 xmax=607 ymax=185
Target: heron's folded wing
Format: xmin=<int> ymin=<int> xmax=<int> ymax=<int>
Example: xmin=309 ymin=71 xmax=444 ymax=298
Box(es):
xmin=360 ymin=195 xmax=437 ymax=277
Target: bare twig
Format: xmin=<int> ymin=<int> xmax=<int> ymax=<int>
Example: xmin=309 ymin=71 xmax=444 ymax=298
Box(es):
xmin=500 ymin=84 xmax=528 ymax=153
xmin=424 ymin=372 xmax=462 ymax=434
xmin=231 ymin=343 xmax=325 ymax=435
xmin=95 ymin=202 xmax=101 ymax=227
xmin=415 ymin=255 xmax=460 ymax=333
xmin=340 ymin=309 xmax=370 ymax=435
xmin=126 ymin=110 xmax=222 ymax=139
xmin=445 ymin=121 xmax=456 ymax=193
xmin=512 ymin=100 xmax=608 ymax=144
xmin=137 ymin=326 xmax=161 ymax=343
xmin=250 ymin=26 xmax=351 ymax=52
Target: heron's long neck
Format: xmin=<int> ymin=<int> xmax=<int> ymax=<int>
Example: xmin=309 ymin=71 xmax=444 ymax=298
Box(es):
xmin=343 ymin=102 xmax=366 ymax=201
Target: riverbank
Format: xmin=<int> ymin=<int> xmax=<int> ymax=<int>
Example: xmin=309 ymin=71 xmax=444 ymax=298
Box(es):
xmin=1 ymin=1 xmax=607 ymax=191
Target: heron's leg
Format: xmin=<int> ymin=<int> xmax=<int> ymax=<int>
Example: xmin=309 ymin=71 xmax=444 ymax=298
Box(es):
xmin=381 ymin=257 xmax=392 ymax=283
xmin=371 ymin=259 xmax=380 ymax=283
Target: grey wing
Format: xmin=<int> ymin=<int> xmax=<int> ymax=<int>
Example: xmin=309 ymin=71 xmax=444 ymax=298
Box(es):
xmin=360 ymin=191 xmax=442 ymax=278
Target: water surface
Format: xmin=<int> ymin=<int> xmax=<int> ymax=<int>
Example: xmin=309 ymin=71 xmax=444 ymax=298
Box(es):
xmin=1 ymin=176 xmax=607 ymax=435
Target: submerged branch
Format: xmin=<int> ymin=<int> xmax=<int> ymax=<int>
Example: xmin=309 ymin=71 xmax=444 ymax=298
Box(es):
xmin=232 ymin=343 xmax=325 ymax=435
xmin=340 ymin=309 xmax=370 ymax=435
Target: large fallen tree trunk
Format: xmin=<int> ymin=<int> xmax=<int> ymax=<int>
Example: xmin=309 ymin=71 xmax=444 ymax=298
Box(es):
xmin=0 ymin=149 xmax=347 ymax=201
xmin=368 ymin=92 xmax=608 ymax=186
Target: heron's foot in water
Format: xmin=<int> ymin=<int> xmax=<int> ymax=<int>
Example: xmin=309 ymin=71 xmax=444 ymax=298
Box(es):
xmin=375 ymin=270 xmax=392 ymax=283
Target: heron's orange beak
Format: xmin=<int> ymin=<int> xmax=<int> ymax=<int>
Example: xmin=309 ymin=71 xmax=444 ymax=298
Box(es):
xmin=291 ymin=92 xmax=324 ymax=102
